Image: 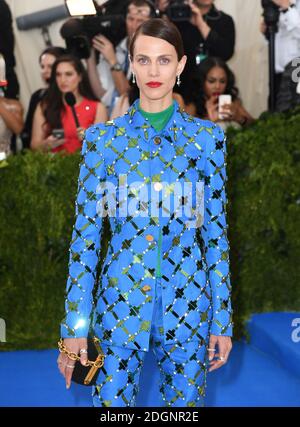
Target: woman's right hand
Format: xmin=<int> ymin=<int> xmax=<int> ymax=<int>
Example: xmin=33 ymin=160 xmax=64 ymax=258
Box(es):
xmin=45 ymin=135 xmax=65 ymax=151
xmin=206 ymin=95 xmax=219 ymax=122
xmin=57 ymin=337 xmax=88 ymax=389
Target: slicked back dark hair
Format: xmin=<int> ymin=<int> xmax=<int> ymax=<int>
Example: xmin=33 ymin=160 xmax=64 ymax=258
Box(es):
xmin=129 ymin=18 xmax=184 ymax=61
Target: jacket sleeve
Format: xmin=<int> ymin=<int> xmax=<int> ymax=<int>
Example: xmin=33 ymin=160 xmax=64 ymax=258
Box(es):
xmin=205 ymin=15 xmax=235 ymax=62
xmin=200 ymin=123 xmax=233 ymax=336
xmin=60 ymin=124 xmax=107 ymax=338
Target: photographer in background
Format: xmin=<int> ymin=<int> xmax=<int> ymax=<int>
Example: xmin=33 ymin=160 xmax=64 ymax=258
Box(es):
xmin=86 ymin=0 xmax=154 ymax=115
xmin=157 ymin=0 xmax=235 ymax=100
xmin=261 ymin=0 xmax=300 ymax=102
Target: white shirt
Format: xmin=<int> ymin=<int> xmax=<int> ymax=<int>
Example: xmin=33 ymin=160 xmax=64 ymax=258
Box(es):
xmin=275 ymin=0 xmax=300 ymax=73
xmin=96 ymin=37 xmax=132 ymax=109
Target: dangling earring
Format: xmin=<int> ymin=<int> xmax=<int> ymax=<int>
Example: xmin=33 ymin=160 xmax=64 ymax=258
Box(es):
xmin=177 ymin=74 xmax=181 ymax=86
xmin=132 ymin=73 xmax=136 ymax=84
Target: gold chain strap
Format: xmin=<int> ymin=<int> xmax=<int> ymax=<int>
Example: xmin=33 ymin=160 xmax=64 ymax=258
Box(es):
xmin=58 ymin=339 xmax=104 ymax=368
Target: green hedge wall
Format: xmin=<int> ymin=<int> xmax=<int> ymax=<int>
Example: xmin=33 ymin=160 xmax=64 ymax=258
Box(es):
xmin=1 ymin=110 xmax=300 ymax=351
xmin=226 ymin=109 xmax=300 ymax=336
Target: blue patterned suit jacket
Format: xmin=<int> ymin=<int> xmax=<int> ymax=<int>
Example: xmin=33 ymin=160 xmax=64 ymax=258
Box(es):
xmin=60 ymin=99 xmax=233 ymax=352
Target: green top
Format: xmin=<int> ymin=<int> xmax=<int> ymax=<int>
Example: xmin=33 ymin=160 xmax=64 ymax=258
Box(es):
xmin=138 ymin=102 xmax=175 ymax=278
xmin=138 ymin=101 xmax=174 ymax=132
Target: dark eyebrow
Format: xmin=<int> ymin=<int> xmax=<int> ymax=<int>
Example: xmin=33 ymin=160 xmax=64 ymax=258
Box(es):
xmin=135 ymin=54 xmax=173 ymax=58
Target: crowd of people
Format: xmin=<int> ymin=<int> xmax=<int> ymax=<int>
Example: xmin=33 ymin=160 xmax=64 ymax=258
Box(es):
xmin=0 ymin=0 xmax=300 ymax=157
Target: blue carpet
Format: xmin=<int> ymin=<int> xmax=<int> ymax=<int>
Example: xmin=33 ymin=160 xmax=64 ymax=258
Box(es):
xmin=246 ymin=312 xmax=300 ymax=379
xmin=0 ymin=312 xmax=299 ymax=407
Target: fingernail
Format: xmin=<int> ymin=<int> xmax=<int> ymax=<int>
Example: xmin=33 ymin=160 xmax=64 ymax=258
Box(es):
xmin=66 ymin=384 xmax=70 ymax=389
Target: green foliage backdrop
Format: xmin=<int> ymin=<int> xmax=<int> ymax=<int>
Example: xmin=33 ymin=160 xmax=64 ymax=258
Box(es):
xmin=226 ymin=110 xmax=300 ymax=336
xmin=0 ymin=111 xmax=299 ymax=350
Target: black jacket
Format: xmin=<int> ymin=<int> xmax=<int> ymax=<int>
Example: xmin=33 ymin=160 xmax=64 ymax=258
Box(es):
xmin=21 ymin=88 xmax=47 ymax=149
xmin=276 ymin=60 xmax=300 ymax=112
xmin=174 ymin=4 xmax=235 ymax=98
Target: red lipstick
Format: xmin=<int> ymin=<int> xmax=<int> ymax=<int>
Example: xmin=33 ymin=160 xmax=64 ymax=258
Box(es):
xmin=146 ymin=82 xmax=162 ymax=88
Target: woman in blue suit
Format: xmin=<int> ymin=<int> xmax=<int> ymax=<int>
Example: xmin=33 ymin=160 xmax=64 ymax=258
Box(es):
xmin=57 ymin=17 xmax=233 ymax=407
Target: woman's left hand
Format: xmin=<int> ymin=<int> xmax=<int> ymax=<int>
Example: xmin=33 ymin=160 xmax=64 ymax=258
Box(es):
xmin=207 ymin=334 xmax=232 ymax=372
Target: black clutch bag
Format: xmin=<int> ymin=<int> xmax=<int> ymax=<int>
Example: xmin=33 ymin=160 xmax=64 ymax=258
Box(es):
xmin=58 ymin=334 xmax=105 ymax=386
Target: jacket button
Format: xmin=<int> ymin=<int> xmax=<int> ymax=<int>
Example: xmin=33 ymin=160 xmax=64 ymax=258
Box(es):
xmin=142 ymin=285 xmax=151 ymax=292
xmin=145 ymin=234 xmax=154 ymax=241
xmin=154 ymin=182 xmax=163 ymax=191
xmin=154 ymin=136 xmax=161 ymax=145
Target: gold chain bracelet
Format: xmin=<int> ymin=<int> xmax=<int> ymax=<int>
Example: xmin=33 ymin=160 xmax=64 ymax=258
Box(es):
xmin=58 ymin=339 xmax=104 ymax=368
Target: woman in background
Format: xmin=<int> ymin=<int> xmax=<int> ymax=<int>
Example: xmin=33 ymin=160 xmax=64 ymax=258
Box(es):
xmin=21 ymin=46 xmax=66 ymax=150
xmin=31 ymin=54 xmax=107 ymax=154
xmin=185 ymin=56 xmax=254 ymax=129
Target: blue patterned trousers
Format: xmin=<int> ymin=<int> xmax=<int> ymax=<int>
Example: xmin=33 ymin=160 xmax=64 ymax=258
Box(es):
xmin=92 ymin=277 xmax=210 ymax=407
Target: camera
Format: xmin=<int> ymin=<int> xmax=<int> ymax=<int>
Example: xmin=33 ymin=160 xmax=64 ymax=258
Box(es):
xmin=165 ymin=0 xmax=192 ymax=22
xmin=60 ymin=1 xmax=126 ymax=59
